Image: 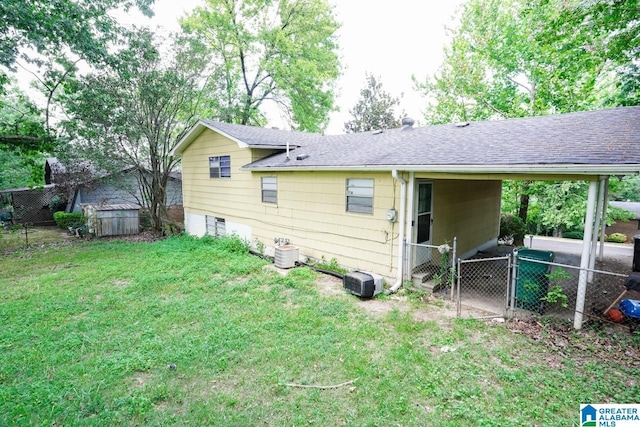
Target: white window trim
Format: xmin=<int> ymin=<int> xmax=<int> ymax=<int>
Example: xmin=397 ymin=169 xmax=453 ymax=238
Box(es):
xmin=346 ymin=178 xmax=374 ymax=214
xmin=209 ymin=155 xmax=231 ymax=178
xmin=261 ymin=176 xmax=277 ymax=204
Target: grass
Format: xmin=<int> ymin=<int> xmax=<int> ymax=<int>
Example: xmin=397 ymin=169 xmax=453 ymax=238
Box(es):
xmin=0 ymin=225 xmax=69 ymax=253
xmin=1 ymin=235 xmax=638 ymax=426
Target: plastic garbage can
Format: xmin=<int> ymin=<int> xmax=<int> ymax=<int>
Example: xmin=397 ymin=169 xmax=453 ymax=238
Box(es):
xmin=516 ymin=249 xmax=555 ymax=313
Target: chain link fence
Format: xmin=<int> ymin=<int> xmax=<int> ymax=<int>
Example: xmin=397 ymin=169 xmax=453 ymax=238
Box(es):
xmin=457 ymin=255 xmax=511 ymax=319
xmin=406 ymin=240 xmax=457 ymax=300
xmin=450 ymin=249 xmax=638 ymax=332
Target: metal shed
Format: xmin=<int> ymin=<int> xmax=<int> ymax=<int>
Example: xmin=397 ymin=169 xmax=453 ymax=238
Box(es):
xmin=84 ymin=204 xmax=140 ymax=237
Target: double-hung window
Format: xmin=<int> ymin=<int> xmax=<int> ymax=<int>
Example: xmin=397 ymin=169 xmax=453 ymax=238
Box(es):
xmin=261 ymin=177 xmax=277 ymax=204
xmin=209 ymin=155 xmax=231 ymax=178
xmin=346 ymin=178 xmax=374 ymax=214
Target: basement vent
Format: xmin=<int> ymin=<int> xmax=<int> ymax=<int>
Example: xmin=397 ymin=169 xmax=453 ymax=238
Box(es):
xmin=274 ymin=245 xmax=299 ymax=269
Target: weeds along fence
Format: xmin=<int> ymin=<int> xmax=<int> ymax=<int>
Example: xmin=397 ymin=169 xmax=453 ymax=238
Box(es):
xmin=405 ymin=239 xmax=457 ymax=300
xmin=453 ymin=251 xmax=633 ymax=331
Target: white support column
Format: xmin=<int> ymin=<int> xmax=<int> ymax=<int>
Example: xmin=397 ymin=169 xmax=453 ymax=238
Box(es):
xmin=575 ymin=180 xmax=598 ymax=330
xmin=598 ymin=177 xmax=609 ymax=261
xmin=405 ymin=172 xmax=415 ymax=280
xmin=588 ymin=178 xmax=606 ymax=281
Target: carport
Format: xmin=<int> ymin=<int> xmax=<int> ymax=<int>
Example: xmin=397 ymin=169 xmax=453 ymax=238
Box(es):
xmin=394 ymin=107 xmax=640 ymax=329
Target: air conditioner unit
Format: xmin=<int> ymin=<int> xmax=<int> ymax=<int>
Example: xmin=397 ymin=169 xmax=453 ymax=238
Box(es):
xmin=343 ymin=271 xmax=383 ymax=298
xmin=274 ymin=245 xmax=299 ymax=269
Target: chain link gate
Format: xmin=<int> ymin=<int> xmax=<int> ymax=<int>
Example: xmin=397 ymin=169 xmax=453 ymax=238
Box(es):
xmin=456 ymin=255 xmax=512 ymax=319
xmin=405 ymin=239 xmax=457 ymax=299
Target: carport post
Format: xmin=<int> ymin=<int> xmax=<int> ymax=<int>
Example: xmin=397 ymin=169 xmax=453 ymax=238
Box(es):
xmin=588 ymin=177 xmax=606 ymax=282
xmin=574 ymin=180 xmax=598 ymax=330
xmin=598 ymin=177 xmax=609 ymax=262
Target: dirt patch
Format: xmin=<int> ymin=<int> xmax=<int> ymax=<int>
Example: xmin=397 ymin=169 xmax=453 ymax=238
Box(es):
xmin=314 ymin=272 xmax=458 ymax=322
xmin=97 ymin=230 xmax=164 ymax=243
xmin=506 ymin=317 xmax=640 ymax=369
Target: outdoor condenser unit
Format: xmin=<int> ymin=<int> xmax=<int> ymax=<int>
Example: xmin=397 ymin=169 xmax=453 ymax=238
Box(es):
xmin=274 ymin=245 xmax=299 ymax=269
xmin=343 ymin=271 xmax=383 ymax=298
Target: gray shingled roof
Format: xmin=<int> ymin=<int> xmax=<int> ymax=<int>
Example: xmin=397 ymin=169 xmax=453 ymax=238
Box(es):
xmin=240 ymin=107 xmax=640 ymax=174
xmin=199 ymin=119 xmax=320 ymax=148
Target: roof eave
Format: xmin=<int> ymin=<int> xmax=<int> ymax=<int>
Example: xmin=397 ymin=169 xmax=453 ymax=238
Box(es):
xmin=171 ymin=120 xmax=251 ymax=157
xmin=240 ymin=163 xmax=640 ymax=176
xmin=170 ymin=121 xmax=301 ymax=156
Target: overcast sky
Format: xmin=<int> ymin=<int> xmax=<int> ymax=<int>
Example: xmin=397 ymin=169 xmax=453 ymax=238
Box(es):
xmin=120 ymin=0 xmax=464 ymax=133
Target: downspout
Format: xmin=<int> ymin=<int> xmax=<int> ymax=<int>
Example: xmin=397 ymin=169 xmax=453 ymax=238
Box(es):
xmin=388 ymin=169 xmax=407 ymax=293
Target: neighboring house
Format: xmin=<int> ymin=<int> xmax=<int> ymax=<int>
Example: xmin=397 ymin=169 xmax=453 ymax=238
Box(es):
xmin=171 ymin=107 xmax=640 ymax=282
xmin=45 ymin=158 xmax=184 ymax=222
xmin=606 ymin=201 xmax=640 ymax=243
xmin=68 ymin=167 xmax=183 ymax=213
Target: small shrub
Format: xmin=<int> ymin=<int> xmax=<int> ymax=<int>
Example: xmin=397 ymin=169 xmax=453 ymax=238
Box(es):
xmin=563 ymin=231 xmax=584 ymax=240
xmin=499 ymin=214 xmax=526 ymax=246
xmin=162 ymin=220 xmax=183 ymax=236
xmin=214 ymin=234 xmax=251 ymax=253
xmin=48 ymin=195 xmax=67 ymax=215
xmin=607 ymin=232 xmax=628 ymax=243
xmin=315 ymin=256 xmax=348 ymax=274
xmin=53 ymin=211 xmax=86 ymax=229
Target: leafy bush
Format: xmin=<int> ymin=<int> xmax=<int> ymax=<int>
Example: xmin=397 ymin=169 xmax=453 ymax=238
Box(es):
xmin=499 ymin=213 xmax=526 ymax=246
xmin=607 ymin=233 xmax=628 ymax=243
xmin=48 ymin=195 xmax=67 ymax=215
xmin=53 ymin=212 xmax=86 ymax=229
xmin=207 ymin=234 xmax=251 ymax=254
xmin=563 ymin=231 xmax=584 ymax=240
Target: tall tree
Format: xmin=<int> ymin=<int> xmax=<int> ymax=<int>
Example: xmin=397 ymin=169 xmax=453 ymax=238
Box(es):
xmin=0 ymin=0 xmax=154 ymax=69
xmin=58 ymin=29 xmax=211 ymax=231
xmin=344 ymin=73 xmax=403 ymax=133
xmin=415 ymin=0 xmax=640 ymax=229
xmin=181 ymin=0 xmax=340 ymax=132
xmin=0 ymin=82 xmax=50 ymax=152
xmin=0 ymin=0 xmax=157 ymax=155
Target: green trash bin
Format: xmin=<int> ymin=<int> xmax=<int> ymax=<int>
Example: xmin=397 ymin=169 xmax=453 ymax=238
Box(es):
xmin=516 ymin=249 xmax=555 ymax=313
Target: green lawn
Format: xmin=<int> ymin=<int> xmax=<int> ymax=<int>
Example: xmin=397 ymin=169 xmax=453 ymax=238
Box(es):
xmin=0 ymin=235 xmax=638 ymax=426
xmin=0 ymin=225 xmax=70 ymax=253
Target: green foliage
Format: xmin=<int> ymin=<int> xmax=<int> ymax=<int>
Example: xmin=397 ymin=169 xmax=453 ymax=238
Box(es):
xmin=415 ymin=0 xmax=638 ymax=125
xmin=211 ymin=235 xmax=251 ymax=254
xmin=541 ymin=267 xmax=571 ymax=308
xmin=58 ymin=29 xmax=204 ymax=231
xmin=181 ymin=0 xmax=340 ymax=132
xmin=344 ymin=73 xmax=403 ymax=133
xmin=499 ymin=213 xmax=526 ymax=245
xmin=48 ymin=195 xmax=66 ymax=215
xmin=253 ymin=238 xmax=265 ymax=255
xmin=314 ymin=256 xmax=348 ymax=274
xmin=607 ymin=233 xmax=628 ymax=244
xmin=609 ymin=174 xmax=640 ymax=203
xmin=0 ymin=236 xmax=639 ymax=424
xmin=0 ymin=0 xmax=154 ymax=70
xmin=53 ymin=211 xmax=85 ymax=229
xmin=0 ymin=82 xmax=53 ymax=156
xmin=563 ymin=231 xmax=584 ymax=240
xmin=0 ymin=149 xmax=45 ymax=190
xmin=418 ymin=0 xmax=640 ymax=232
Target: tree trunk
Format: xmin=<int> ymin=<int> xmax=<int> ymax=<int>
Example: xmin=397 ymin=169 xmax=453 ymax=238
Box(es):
xmin=518 ymin=193 xmax=529 ymax=224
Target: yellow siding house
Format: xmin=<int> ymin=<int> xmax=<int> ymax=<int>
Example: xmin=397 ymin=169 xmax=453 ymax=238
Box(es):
xmin=171 ymin=107 xmax=640 ymax=287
